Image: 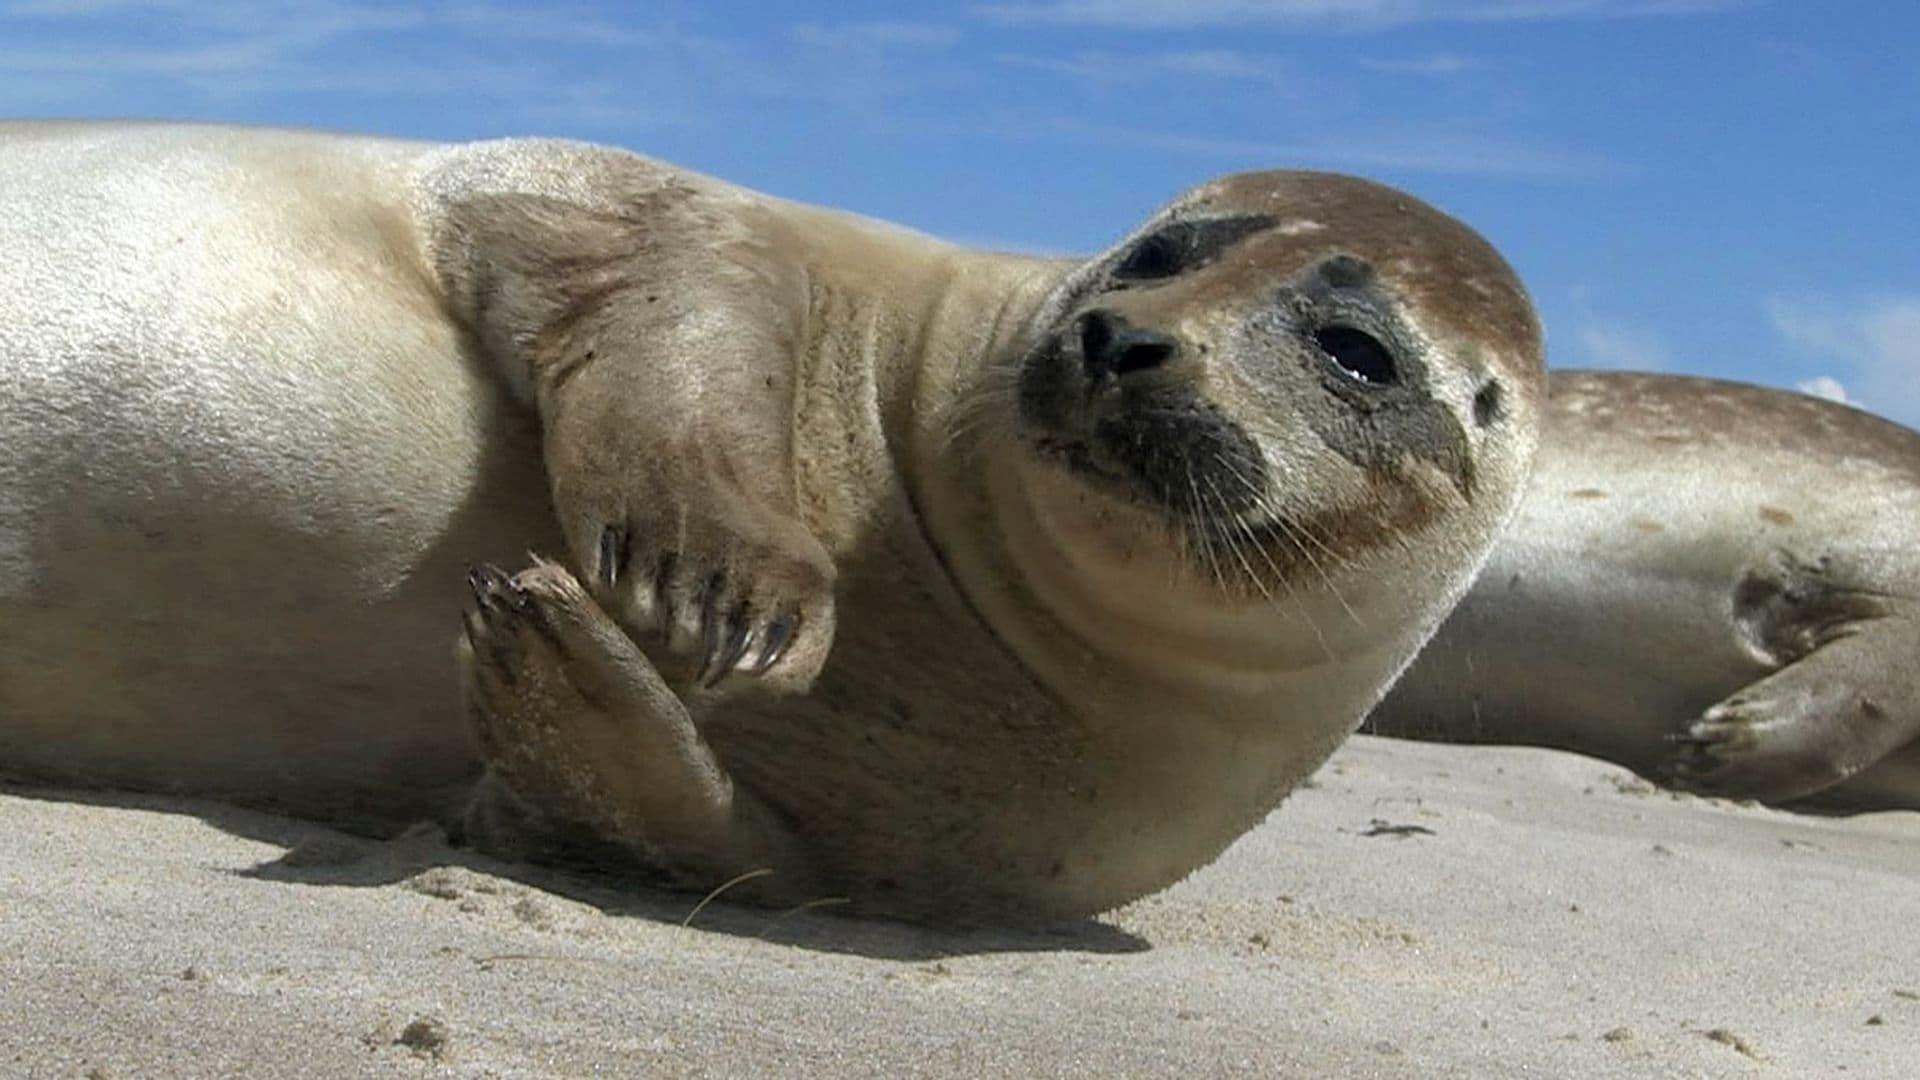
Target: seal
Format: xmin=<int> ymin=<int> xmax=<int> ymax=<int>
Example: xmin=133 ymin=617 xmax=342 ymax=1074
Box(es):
xmin=0 ymin=122 xmax=1544 ymax=920
xmin=1371 ymin=371 xmax=1920 ymax=812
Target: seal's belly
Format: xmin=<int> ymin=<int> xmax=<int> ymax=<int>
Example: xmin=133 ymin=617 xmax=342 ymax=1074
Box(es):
xmin=0 ymin=452 xmax=556 ymax=828
xmin=0 ymin=373 xmax=558 ymax=826
xmin=0 ymin=127 xmax=560 ymax=825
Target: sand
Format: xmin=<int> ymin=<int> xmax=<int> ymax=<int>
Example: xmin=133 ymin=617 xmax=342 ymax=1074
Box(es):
xmin=4 ymin=734 xmax=1916 ymax=1078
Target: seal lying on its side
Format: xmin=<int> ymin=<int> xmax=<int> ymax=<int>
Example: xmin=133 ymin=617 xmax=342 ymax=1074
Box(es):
xmin=0 ymin=123 xmax=1544 ymax=920
xmin=1372 ymin=371 xmax=1920 ymax=812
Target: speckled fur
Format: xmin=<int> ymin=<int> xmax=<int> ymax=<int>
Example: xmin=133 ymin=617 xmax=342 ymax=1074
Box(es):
xmin=1373 ymin=371 xmax=1920 ymax=812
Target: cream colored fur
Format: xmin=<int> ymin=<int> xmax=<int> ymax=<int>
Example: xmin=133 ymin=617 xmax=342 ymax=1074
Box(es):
xmin=0 ymin=123 xmax=1543 ymax=919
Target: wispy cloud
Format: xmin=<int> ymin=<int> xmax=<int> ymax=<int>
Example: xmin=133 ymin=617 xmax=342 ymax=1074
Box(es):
xmin=997 ymin=48 xmax=1289 ymax=89
xmin=1574 ymin=320 xmax=1669 ymax=370
xmin=704 ymin=21 xmax=971 ymax=108
xmin=435 ymin=6 xmax=652 ymax=46
xmin=973 ymin=0 xmax=1740 ymax=30
xmin=0 ymin=1 xmax=644 ymax=97
xmin=0 ymin=41 xmax=279 ymax=75
xmin=4 ymin=0 xmax=424 ymax=37
xmin=1360 ymin=53 xmax=1480 ymax=75
xmin=1771 ymin=295 xmax=1920 ymax=424
xmin=789 ymin=21 xmax=962 ymax=50
xmin=999 ymin=116 xmax=1626 ymax=178
xmin=0 ymin=4 xmax=974 ymax=125
xmin=1794 ymin=375 xmax=1855 ymax=406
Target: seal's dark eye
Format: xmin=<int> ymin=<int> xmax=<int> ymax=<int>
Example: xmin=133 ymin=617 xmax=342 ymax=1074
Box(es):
xmin=1115 ymin=233 xmax=1181 ymax=280
xmin=1314 ymin=325 xmax=1397 ymax=386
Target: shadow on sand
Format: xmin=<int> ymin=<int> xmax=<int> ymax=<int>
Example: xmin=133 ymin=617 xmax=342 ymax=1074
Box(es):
xmin=4 ymin=780 xmax=1149 ymax=962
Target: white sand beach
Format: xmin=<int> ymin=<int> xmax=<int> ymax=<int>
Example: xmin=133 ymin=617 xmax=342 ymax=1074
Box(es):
xmin=5 ymin=734 xmax=1916 ymax=1078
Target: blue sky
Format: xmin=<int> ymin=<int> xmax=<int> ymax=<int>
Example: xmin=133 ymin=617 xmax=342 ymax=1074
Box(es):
xmin=5 ymin=1 xmax=1916 ymax=420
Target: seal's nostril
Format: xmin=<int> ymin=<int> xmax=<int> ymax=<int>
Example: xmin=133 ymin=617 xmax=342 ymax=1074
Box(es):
xmin=1112 ymin=338 xmax=1174 ymax=375
xmin=1079 ymin=311 xmax=1114 ymax=372
xmin=1473 ymin=379 xmax=1503 ymax=428
xmin=1079 ymin=309 xmax=1178 ymax=379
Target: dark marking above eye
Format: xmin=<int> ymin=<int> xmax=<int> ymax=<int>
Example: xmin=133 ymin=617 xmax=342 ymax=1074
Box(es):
xmin=1113 ymin=213 xmax=1277 ymax=282
xmin=1314 ymin=325 xmax=1398 ymax=387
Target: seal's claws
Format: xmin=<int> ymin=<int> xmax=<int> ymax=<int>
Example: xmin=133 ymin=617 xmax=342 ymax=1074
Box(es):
xmin=699 ymin=624 xmax=721 ymax=685
xmin=1667 ymin=753 xmax=1740 ymax=793
xmin=467 ymin=563 xmax=519 ymax=617
xmin=752 ymin=615 xmax=796 ymax=676
xmin=598 ymin=524 xmax=626 ymax=594
xmin=730 ymin=625 xmax=761 ymax=674
xmin=704 ymin=614 xmax=754 ymax=687
xmin=467 ymin=562 xmax=507 ymax=596
xmin=462 ymin=564 xmax=528 ymax=683
xmin=695 ymin=573 xmax=727 ymax=672
xmin=651 ymin=552 xmax=678 ymax=626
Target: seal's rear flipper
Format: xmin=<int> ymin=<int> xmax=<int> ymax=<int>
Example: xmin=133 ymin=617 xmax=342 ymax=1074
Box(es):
xmin=1669 ymin=625 xmax=1920 ymax=803
xmin=455 ymin=559 xmax=816 ymax=903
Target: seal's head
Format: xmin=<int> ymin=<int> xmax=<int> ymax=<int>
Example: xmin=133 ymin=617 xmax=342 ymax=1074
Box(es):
xmin=1003 ymin=171 xmax=1544 ymax=667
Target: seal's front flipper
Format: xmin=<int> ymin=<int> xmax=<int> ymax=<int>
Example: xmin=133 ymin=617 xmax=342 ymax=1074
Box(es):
xmin=1670 ymin=625 xmax=1920 ymax=804
xmin=455 ymin=559 xmax=814 ymax=901
xmin=438 ymin=189 xmax=837 ymax=693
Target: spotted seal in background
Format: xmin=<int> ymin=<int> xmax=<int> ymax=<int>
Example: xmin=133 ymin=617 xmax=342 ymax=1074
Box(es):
xmin=1372 ymin=371 xmax=1920 ymax=812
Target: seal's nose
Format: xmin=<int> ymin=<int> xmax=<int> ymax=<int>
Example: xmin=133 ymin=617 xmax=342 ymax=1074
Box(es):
xmin=1079 ymin=310 xmax=1177 ymax=380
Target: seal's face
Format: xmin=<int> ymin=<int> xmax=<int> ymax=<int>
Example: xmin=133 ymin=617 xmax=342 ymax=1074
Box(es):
xmin=1012 ymin=170 xmax=1543 ymax=613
